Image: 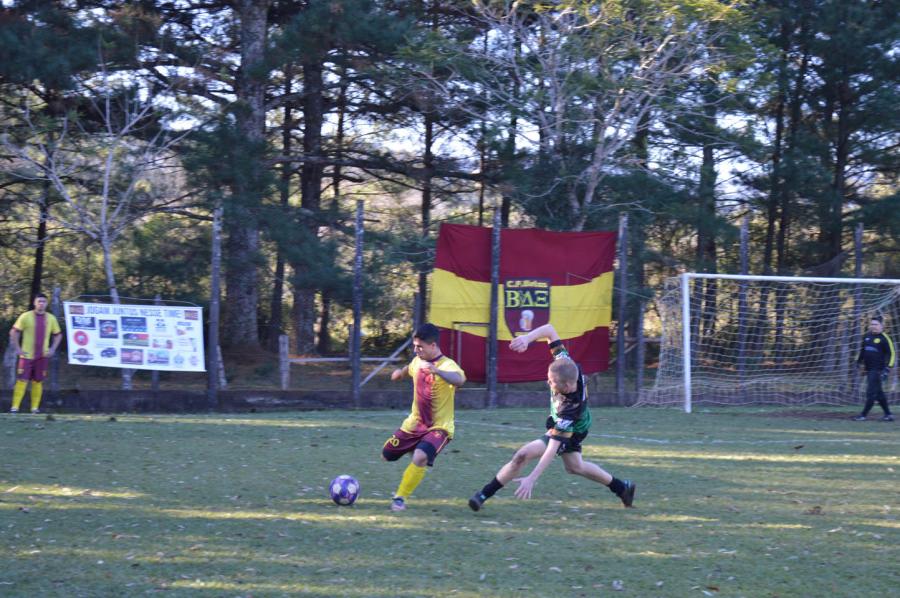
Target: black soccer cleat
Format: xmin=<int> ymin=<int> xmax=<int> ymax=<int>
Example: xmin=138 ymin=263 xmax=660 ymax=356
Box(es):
xmin=468 ymin=492 xmax=485 ymax=512
xmin=618 ymin=480 xmax=636 ymax=508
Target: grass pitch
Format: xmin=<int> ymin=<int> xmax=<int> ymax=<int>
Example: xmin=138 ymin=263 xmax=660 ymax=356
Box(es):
xmin=0 ymin=407 xmax=897 ymax=597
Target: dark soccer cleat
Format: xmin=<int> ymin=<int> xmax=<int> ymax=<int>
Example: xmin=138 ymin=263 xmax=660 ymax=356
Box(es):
xmin=390 ymin=497 xmax=406 ymax=512
xmin=618 ymin=480 xmax=636 ymax=508
xmin=852 ymin=415 xmax=867 ymax=421
xmin=882 ymin=414 xmax=895 ymax=422
xmin=468 ymin=492 xmax=485 ymax=512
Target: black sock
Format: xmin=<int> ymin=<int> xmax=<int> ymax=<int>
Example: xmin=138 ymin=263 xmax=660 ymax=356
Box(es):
xmin=479 ymin=477 xmax=504 ymax=500
xmin=608 ymin=477 xmax=626 ymax=495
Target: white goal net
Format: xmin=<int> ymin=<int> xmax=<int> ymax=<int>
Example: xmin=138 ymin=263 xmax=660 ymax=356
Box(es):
xmin=639 ymin=274 xmax=900 ymax=411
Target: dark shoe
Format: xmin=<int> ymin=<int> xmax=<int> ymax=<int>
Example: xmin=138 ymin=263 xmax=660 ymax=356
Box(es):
xmin=881 ymin=414 xmax=895 ymax=422
xmin=390 ymin=497 xmax=406 ymax=512
xmin=618 ymin=480 xmax=636 ymax=508
xmin=468 ymin=492 xmax=485 ymax=512
xmin=852 ymin=415 xmax=867 ymax=421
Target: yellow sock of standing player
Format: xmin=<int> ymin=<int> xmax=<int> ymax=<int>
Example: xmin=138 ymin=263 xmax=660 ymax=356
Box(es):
xmin=30 ymin=381 xmax=43 ymax=412
xmin=11 ymin=381 xmax=27 ymax=411
xmin=394 ymin=462 xmax=426 ymax=499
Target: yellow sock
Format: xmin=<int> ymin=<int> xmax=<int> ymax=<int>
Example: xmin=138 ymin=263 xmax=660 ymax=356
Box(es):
xmin=395 ymin=462 xmax=427 ymax=499
xmin=11 ymin=381 xmax=27 ymax=411
xmin=30 ymin=382 xmax=43 ymax=412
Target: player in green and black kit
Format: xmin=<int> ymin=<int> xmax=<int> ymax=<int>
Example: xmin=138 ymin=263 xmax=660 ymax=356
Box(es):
xmin=468 ymin=323 xmax=635 ymax=510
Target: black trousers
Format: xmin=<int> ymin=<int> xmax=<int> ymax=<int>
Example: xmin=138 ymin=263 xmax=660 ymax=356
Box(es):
xmin=862 ymin=370 xmax=892 ymax=416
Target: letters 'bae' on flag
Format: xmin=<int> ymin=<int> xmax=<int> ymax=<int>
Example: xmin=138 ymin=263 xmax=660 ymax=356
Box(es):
xmin=429 ymin=223 xmax=617 ymax=383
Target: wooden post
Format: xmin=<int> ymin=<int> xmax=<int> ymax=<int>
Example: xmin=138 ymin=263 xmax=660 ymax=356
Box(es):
xmin=486 ymin=205 xmax=501 ymax=409
xmin=279 ymin=334 xmax=290 ymax=390
xmin=50 ymin=286 xmax=62 ymax=392
xmin=616 ymin=213 xmax=628 ymax=403
xmin=207 ymin=202 xmax=223 ymax=408
xmin=351 ymin=199 xmax=364 ymax=408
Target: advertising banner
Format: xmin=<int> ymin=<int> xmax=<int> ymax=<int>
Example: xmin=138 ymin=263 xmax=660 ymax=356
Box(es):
xmin=63 ymin=302 xmax=206 ymax=372
xmin=429 ymin=223 xmax=616 ymax=383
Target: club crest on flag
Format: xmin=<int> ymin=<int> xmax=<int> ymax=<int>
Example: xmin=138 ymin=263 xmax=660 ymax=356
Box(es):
xmin=504 ymin=278 xmax=551 ymax=335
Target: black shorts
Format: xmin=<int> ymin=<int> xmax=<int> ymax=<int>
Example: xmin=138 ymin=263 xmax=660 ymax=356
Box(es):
xmin=542 ymin=416 xmax=588 ymax=454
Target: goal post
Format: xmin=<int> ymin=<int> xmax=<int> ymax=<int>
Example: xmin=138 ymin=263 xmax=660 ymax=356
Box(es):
xmin=640 ymin=273 xmax=900 ymax=412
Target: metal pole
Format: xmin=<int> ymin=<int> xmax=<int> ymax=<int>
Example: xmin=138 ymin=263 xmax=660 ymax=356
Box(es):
xmin=737 ymin=216 xmax=749 ymax=384
xmin=151 ymin=294 xmax=162 ymax=392
xmin=351 ymin=199 xmax=364 ymax=408
xmin=486 ymin=206 xmax=501 ymax=408
xmin=616 ymin=213 xmax=628 ymax=404
xmin=681 ymin=273 xmax=693 ymax=413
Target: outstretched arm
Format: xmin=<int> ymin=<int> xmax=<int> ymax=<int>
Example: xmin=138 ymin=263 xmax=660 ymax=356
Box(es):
xmin=513 ymin=436 xmax=562 ymax=499
xmin=510 ymin=323 xmax=560 ymax=353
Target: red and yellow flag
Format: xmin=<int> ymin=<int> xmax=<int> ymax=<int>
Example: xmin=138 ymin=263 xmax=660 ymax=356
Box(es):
xmin=429 ymin=223 xmax=617 ymax=383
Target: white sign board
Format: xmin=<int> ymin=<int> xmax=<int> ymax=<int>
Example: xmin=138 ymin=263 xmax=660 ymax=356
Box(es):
xmin=63 ymin=302 xmax=206 ymax=372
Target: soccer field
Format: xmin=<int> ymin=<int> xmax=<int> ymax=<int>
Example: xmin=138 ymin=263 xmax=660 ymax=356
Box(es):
xmin=0 ymin=408 xmax=897 ymax=597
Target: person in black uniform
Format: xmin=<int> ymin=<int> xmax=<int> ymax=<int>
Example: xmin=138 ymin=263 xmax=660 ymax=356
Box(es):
xmin=853 ymin=316 xmax=895 ymax=421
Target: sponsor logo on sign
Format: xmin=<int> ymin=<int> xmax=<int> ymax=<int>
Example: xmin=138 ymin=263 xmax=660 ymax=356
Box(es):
xmin=154 ymin=318 xmax=168 ymax=333
xmin=152 ymin=338 xmax=174 ymax=349
xmin=148 ymin=350 xmax=170 ymax=365
xmin=73 ymin=348 xmax=93 ymax=363
xmin=173 ymin=354 xmax=185 ymax=367
xmin=121 ymin=349 xmax=144 ymax=365
xmin=504 ymin=278 xmax=551 ymax=335
xmin=74 ymin=330 xmax=90 ymax=346
xmin=101 ymin=347 xmax=117 ymax=358
xmin=99 ymin=320 xmax=118 ymax=338
xmin=121 ymin=317 xmax=147 ymax=332
xmin=123 ymin=333 xmax=150 ymax=347
xmin=184 ymin=310 xmax=199 ymax=320
xmin=71 ymin=316 xmax=96 ymax=329
xmin=69 ymin=304 xmax=85 ymax=315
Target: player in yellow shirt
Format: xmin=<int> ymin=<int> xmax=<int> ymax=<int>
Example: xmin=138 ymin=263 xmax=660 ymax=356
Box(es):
xmin=383 ymin=323 xmax=465 ymax=511
xmin=9 ymin=293 xmax=62 ymax=413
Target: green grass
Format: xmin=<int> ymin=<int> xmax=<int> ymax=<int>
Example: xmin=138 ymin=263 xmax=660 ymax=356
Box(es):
xmin=0 ymin=407 xmax=897 ymax=597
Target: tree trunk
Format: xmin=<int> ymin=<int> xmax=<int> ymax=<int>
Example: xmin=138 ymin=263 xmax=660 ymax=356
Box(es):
xmin=224 ymin=0 xmax=270 ymax=348
xmin=418 ymin=111 xmax=435 ymax=319
xmin=293 ymin=58 xmax=325 ymax=355
xmin=267 ymin=68 xmax=293 ymax=351
xmin=30 ymin=183 xmax=49 ymax=301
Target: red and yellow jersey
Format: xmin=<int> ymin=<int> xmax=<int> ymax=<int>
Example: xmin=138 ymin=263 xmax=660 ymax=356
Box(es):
xmin=12 ymin=310 xmax=61 ymax=360
xmin=400 ymin=355 xmax=465 ymax=438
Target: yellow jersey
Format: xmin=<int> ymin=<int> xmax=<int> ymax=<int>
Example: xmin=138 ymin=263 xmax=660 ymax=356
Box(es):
xmin=13 ymin=310 xmax=61 ymax=360
xmin=400 ymin=355 xmax=465 ymax=438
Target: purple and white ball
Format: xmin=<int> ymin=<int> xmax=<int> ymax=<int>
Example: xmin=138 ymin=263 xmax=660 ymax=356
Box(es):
xmin=329 ymin=475 xmax=360 ymax=506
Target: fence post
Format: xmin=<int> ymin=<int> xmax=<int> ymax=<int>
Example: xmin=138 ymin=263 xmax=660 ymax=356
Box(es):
xmin=151 ymin=294 xmax=162 ymax=392
xmin=351 ymin=199 xmax=364 ymax=408
xmin=486 ymin=205 xmax=501 ymax=409
xmin=3 ymin=343 xmax=16 ymax=391
xmin=279 ymin=334 xmax=290 ymax=391
xmin=217 ymin=345 xmax=227 ymax=390
xmin=616 ymin=213 xmax=628 ymax=404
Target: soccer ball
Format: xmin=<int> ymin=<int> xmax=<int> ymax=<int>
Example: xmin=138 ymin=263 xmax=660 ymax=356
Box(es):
xmin=329 ymin=475 xmax=360 ymax=506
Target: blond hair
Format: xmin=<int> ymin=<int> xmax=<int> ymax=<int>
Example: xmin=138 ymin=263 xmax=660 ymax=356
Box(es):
xmin=549 ymin=357 xmax=578 ymax=385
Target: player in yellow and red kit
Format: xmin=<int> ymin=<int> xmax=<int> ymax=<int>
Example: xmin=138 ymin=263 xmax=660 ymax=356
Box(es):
xmin=9 ymin=293 xmax=62 ymax=413
xmin=383 ymin=323 xmax=465 ymax=511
